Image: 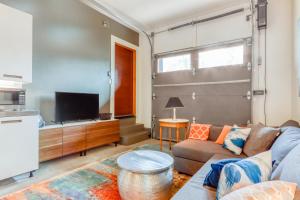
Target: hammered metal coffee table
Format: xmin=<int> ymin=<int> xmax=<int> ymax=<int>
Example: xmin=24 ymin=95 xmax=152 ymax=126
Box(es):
xmin=117 ymin=150 xmax=174 ymax=200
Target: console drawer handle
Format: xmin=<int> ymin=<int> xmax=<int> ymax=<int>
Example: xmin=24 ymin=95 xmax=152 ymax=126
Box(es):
xmin=1 ymin=120 xmax=22 ymax=124
xmin=3 ymin=74 xmax=23 ymax=79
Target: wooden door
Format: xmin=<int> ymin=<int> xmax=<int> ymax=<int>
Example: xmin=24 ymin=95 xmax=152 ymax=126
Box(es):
xmin=115 ymin=44 xmax=136 ymax=117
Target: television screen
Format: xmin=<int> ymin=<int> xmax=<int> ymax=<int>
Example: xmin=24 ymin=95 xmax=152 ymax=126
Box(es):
xmin=55 ymin=92 xmax=99 ymax=123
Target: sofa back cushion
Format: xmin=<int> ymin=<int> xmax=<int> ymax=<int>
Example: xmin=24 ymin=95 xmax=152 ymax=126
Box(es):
xmin=271 ymin=127 xmax=300 ymax=170
xmin=280 ymin=120 xmax=300 ymax=128
xmin=243 ymin=123 xmax=279 ymax=157
xmin=205 ymin=121 xmax=298 ymax=142
xmin=272 ymin=143 xmax=300 ymax=186
xmin=209 ymin=126 xmax=224 ymax=141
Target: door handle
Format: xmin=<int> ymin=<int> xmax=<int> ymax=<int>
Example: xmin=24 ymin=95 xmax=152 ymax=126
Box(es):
xmin=3 ymin=74 xmax=23 ymax=79
xmin=1 ymin=120 xmax=22 ymax=124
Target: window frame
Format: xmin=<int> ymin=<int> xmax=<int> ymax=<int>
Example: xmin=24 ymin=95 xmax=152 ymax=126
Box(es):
xmin=155 ymin=41 xmax=247 ymax=74
xmin=156 ymin=53 xmax=192 ymax=73
xmin=197 ymin=44 xmax=245 ymax=69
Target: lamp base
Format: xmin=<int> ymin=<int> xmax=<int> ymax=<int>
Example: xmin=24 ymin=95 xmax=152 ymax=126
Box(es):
xmin=172 ymin=108 xmax=177 ymax=121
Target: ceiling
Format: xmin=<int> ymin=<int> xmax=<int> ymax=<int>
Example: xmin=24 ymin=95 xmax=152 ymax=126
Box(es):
xmin=94 ymin=0 xmax=248 ymax=31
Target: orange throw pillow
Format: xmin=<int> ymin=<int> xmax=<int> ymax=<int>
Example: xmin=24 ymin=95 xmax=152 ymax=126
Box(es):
xmin=189 ymin=124 xmax=211 ymax=141
xmin=215 ymin=125 xmax=232 ymax=145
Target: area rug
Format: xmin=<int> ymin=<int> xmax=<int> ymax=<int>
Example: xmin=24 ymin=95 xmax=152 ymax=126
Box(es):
xmin=0 ymin=144 xmax=190 ymax=200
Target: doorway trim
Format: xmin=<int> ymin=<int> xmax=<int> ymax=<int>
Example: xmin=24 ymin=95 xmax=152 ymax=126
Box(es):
xmin=110 ymin=35 xmax=139 ymax=118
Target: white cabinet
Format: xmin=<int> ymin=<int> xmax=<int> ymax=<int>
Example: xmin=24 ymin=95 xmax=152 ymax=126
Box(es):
xmin=0 ymin=115 xmax=39 ymax=180
xmin=0 ymin=3 xmax=32 ymax=83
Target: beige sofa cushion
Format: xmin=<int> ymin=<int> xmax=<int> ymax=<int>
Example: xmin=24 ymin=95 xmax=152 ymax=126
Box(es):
xmin=172 ymin=139 xmax=245 ymax=164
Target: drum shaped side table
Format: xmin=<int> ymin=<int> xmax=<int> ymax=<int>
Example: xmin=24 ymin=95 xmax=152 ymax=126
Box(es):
xmin=117 ymin=150 xmax=174 ymax=200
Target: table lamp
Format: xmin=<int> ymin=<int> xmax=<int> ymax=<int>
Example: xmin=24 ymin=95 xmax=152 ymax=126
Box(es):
xmin=165 ymin=97 xmax=184 ymax=120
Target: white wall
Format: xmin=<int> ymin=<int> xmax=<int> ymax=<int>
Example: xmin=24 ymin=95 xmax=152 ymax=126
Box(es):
xmin=252 ymin=0 xmax=293 ymax=126
xmin=292 ymin=0 xmax=300 ymax=121
xmin=138 ymin=0 xmax=294 ymax=127
xmin=136 ymin=33 xmax=152 ymax=128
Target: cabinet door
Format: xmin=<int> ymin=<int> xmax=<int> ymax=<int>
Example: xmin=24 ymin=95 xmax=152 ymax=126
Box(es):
xmin=86 ymin=120 xmax=120 ymax=149
xmin=0 ymin=3 xmax=32 ymax=83
xmin=0 ymin=116 xmax=38 ymax=180
xmin=39 ymin=128 xmax=63 ymax=162
xmin=63 ymin=125 xmax=86 ymax=156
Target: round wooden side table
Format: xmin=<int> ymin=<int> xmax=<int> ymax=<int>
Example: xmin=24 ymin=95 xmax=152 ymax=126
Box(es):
xmin=159 ymin=119 xmax=189 ymax=151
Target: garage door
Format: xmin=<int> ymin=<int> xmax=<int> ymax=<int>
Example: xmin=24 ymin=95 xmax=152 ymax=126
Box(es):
xmin=152 ymin=39 xmax=252 ymax=140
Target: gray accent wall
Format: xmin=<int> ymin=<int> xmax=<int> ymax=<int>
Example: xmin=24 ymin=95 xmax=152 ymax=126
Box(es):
xmin=0 ymin=0 xmax=139 ymax=123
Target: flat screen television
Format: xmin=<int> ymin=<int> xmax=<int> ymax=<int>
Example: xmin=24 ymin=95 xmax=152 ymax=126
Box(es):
xmin=55 ymin=92 xmax=99 ymax=123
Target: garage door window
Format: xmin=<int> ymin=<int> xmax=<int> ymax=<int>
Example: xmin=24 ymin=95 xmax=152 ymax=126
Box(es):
xmin=198 ymin=45 xmax=244 ymax=68
xmin=157 ymin=54 xmax=191 ymax=73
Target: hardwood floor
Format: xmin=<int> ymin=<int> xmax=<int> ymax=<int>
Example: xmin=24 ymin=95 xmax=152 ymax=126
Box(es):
xmin=0 ymin=139 xmax=160 ymax=197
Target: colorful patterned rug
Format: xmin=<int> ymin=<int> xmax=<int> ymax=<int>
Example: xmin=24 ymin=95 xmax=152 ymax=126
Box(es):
xmin=1 ymin=144 xmax=190 ymax=200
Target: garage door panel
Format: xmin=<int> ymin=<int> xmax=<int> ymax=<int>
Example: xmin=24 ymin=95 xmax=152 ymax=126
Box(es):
xmin=154 ymin=66 xmax=250 ymax=85
xmin=153 ymin=70 xmax=194 ymax=85
xmin=153 ymin=83 xmax=251 ymax=97
xmin=153 ymin=94 xmax=250 ymax=123
xmin=152 ymin=95 xmax=250 ymax=139
xmin=195 ymin=66 xmax=251 ymax=83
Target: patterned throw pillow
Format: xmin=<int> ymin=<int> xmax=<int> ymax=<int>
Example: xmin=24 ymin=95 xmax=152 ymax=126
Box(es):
xmin=220 ymin=181 xmax=297 ymax=200
xmin=223 ymin=127 xmax=251 ymax=155
xmin=188 ymin=124 xmax=211 ymax=141
xmin=216 ymin=151 xmax=272 ymax=200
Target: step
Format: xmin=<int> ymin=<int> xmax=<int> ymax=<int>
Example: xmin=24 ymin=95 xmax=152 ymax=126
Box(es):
xmin=119 ymin=117 xmax=136 ymax=126
xmin=120 ymin=124 xmax=145 ymax=135
xmin=120 ymin=130 xmax=150 ymax=145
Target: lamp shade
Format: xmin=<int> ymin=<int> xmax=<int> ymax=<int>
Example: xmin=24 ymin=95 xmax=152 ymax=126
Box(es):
xmin=165 ymin=97 xmax=184 ymax=108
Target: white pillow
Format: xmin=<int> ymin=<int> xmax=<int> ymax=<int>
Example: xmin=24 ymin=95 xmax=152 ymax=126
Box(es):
xmin=216 ymin=151 xmax=272 ymax=200
xmin=223 ymin=127 xmax=251 ymax=155
xmin=220 ymin=181 xmax=297 ymax=200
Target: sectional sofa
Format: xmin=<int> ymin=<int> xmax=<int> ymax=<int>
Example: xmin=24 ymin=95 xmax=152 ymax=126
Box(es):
xmin=172 ymin=120 xmax=300 ymax=200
